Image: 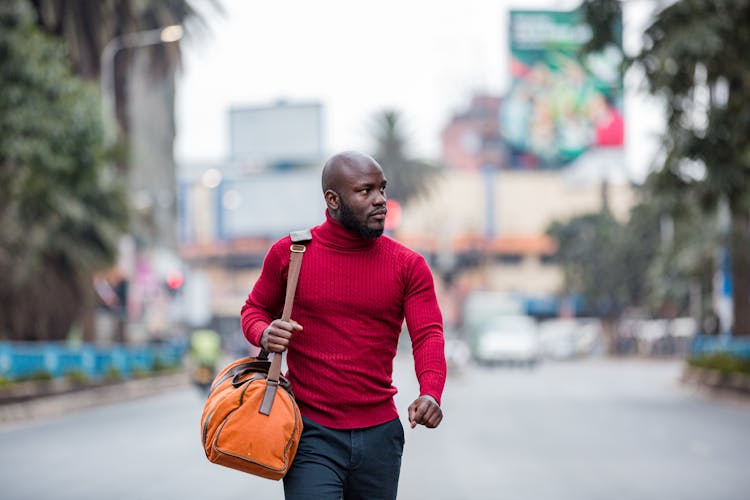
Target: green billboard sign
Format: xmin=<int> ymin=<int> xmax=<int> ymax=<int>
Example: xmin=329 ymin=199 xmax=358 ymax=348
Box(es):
xmin=502 ymin=9 xmax=623 ymax=169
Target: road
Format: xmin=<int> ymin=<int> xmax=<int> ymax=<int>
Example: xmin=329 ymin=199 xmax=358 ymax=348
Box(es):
xmin=2 ymin=355 xmax=750 ymax=500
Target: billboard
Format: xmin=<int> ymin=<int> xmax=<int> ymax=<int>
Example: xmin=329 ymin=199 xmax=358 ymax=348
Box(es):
xmin=502 ymin=9 xmax=623 ymax=169
xmin=229 ymin=101 xmax=324 ymax=167
xmin=218 ymin=169 xmax=325 ymax=239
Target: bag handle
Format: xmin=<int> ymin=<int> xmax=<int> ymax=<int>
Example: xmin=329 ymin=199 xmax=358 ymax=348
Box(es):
xmin=260 ymin=229 xmax=311 ymax=415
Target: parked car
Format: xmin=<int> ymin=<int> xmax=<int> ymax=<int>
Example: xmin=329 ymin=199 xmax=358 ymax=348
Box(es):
xmin=472 ymin=314 xmax=540 ymax=366
xmin=444 ymin=335 xmax=472 ymax=374
xmin=461 ymin=291 xmax=524 ymax=340
xmin=538 ymin=318 xmax=603 ymax=360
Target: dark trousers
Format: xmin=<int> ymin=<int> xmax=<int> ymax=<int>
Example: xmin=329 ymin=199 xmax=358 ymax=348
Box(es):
xmin=283 ymin=416 xmax=405 ymax=500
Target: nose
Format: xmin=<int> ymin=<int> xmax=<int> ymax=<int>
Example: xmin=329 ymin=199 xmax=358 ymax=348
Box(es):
xmin=373 ymin=190 xmax=386 ymax=206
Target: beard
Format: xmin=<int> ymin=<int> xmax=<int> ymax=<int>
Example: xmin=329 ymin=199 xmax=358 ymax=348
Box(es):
xmin=339 ymin=198 xmax=384 ymax=238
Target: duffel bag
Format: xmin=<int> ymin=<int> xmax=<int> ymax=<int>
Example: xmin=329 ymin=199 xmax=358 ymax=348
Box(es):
xmin=200 ymin=352 xmax=302 ymax=480
xmin=200 ymin=229 xmax=311 ymax=480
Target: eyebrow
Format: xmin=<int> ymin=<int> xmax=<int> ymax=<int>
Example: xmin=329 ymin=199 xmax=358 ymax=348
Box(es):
xmin=353 ymin=179 xmax=387 ymax=190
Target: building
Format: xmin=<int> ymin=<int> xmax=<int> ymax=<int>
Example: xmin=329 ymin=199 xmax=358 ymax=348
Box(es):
xmin=441 ymin=94 xmax=505 ymax=171
xmin=408 ymin=88 xmax=634 ymax=319
xmin=228 ymin=100 xmax=325 ymax=168
xmin=177 ymin=101 xmax=329 ymax=330
xmin=396 ymin=166 xmax=635 ymax=297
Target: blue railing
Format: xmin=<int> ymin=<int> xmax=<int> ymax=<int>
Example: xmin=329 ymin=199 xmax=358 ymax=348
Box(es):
xmin=0 ymin=341 xmax=187 ymax=381
xmin=691 ymin=334 xmax=750 ymax=359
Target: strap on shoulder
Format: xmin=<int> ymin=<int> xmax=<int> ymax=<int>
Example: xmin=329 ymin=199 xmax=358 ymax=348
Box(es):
xmin=261 ymin=227 xmax=312 ymax=414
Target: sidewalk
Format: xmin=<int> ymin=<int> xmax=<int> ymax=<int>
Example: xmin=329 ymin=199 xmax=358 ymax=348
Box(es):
xmin=0 ymin=371 xmax=189 ymax=428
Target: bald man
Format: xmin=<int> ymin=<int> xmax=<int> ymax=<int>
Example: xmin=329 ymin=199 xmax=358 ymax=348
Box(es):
xmin=241 ymin=151 xmax=446 ymax=499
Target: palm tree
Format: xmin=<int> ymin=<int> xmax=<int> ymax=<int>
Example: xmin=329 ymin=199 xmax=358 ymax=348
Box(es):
xmin=0 ymin=1 xmax=127 ymax=341
xmin=29 ymin=0 xmax=218 ymax=137
xmin=581 ymin=0 xmax=750 ymax=335
xmin=19 ymin=0 xmax=221 ymax=342
xmin=370 ymin=110 xmax=441 ymax=205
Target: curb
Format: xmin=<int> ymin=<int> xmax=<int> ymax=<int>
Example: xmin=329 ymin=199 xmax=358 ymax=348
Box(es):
xmin=681 ymin=365 xmax=750 ymax=396
xmin=0 ymin=371 xmax=190 ymax=427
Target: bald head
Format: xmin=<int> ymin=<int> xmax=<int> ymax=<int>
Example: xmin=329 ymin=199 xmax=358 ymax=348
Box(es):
xmin=321 ymin=151 xmax=381 ymax=194
xmin=320 ymin=151 xmax=388 ymax=238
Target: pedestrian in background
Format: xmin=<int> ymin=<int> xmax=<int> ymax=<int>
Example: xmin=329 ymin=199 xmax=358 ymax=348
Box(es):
xmin=188 ymin=328 xmax=221 ymax=393
xmin=241 ymin=151 xmax=447 ymax=499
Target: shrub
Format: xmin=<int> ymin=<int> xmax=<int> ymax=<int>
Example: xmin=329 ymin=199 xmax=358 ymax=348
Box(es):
xmin=64 ymin=369 xmax=88 ymax=385
xmin=103 ymin=365 xmax=122 ymax=382
xmin=22 ymin=370 xmax=54 ymax=382
xmin=688 ymin=353 xmax=750 ymax=375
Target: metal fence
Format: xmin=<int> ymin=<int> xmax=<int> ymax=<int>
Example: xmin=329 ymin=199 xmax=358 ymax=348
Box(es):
xmin=0 ymin=341 xmax=187 ymax=381
xmin=691 ymin=334 xmax=750 ymax=359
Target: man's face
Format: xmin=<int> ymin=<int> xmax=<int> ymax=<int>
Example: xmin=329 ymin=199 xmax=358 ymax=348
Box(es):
xmin=335 ymin=161 xmax=388 ymax=238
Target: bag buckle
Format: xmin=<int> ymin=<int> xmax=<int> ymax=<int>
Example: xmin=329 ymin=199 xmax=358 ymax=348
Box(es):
xmin=290 ymin=244 xmax=306 ymax=253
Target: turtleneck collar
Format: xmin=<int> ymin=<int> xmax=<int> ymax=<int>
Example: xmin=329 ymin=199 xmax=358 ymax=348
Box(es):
xmin=315 ymin=210 xmax=379 ymax=250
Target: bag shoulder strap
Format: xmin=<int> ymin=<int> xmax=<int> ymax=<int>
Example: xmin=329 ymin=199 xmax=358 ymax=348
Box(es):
xmin=260 ymin=229 xmax=311 ymax=415
xmin=264 ymin=230 xmax=312 ymax=383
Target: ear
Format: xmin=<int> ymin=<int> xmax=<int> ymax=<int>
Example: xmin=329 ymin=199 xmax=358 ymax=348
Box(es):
xmin=324 ymin=189 xmax=339 ymax=210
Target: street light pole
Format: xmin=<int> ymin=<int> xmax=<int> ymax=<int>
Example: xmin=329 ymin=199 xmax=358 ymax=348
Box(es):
xmin=97 ymin=25 xmax=184 ymax=344
xmin=100 ymin=24 xmax=184 ymax=141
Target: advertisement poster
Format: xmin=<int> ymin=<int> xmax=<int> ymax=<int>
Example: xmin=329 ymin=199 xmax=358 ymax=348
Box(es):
xmin=502 ymin=9 xmax=623 ymax=169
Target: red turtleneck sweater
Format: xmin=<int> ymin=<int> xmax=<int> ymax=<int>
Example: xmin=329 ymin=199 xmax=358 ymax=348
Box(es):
xmin=241 ymin=212 xmax=446 ymax=429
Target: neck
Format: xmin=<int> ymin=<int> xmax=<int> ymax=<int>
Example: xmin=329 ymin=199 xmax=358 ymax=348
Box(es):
xmin=316 ymin=210 xmax=378 ymax=250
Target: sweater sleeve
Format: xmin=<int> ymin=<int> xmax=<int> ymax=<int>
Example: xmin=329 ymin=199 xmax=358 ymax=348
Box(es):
xmin=403 ymin=253 xmax=447 ymax=405
xmin=240 ymin=241 xmax=287 ymax=347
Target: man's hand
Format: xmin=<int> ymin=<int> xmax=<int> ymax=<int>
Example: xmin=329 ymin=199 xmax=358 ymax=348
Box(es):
xmin=260 ymin=319 xmax=303 ymax=353
xmin=408 ymin=395 xmax=443 ymax=429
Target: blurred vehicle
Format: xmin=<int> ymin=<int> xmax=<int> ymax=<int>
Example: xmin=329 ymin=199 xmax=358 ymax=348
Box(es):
xmin=444 ymin=334 xmax=472 ymax=374
xmin=538 ymin=318 xmax=603 ymax=360
xmin=538 ymin=319 xmax=577 ymax=360
xmin=473 ymin=314 xmax=540 ymax=366
xmin=462 ymin=291 xmax=525 ymax=336
xmin=635 ymin=317 xmax=697 ymax=357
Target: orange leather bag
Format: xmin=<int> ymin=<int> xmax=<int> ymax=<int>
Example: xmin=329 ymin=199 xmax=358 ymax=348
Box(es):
xmin=200 ymin=230 xmax=310 ymax=480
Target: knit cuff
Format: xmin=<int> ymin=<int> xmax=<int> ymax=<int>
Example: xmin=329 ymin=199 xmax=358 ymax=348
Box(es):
xmin=244 ymin=320 xmax=269 ymax=348
xmin=418 ymin=372 xmax=445 ymax=406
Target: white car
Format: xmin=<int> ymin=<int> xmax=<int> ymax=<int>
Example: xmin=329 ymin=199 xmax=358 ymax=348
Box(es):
xmin=473 ymin=315 xmax=540 ymax=366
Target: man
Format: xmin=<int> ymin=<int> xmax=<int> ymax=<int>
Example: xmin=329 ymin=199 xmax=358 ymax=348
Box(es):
xmin=241 ymin=151 xmax=446 ymax=499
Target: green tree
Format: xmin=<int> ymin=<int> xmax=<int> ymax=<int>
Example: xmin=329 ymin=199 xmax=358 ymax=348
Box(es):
xmin=640 ymin=174 xmax=720 ymax=322
xmin=31 ymin=0 xmax=221 ymax=253
xmin=582 ymin=0 xmax=750 ymax=334
xmin=547 ymin=206 xmax=660 ymax=318
xmin=29 ymin=0 xmax=216 ymax=137
xmin=0 ymin=1 xmax=127 ymax=340
xmin=549 ymin=182 xmax=720 ymax=340
xmin=370 ymin=110 xmax=441 ymax=205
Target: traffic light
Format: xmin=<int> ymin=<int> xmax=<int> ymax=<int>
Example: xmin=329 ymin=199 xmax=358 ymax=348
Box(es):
xmin=165 ymin=270 xmax=184 ymax=295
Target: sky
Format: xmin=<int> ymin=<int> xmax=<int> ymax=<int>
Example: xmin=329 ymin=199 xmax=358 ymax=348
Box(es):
xmin=175 ymin=0 xmax=663 ymax=181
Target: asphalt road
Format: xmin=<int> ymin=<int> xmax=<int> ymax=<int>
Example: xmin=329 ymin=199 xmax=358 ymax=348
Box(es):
xmin=2 ymin=355 xmax=749 ymax=500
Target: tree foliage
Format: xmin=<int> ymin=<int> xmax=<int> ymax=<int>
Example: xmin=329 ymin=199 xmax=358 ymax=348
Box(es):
xmin=0 ymin=1 xmax=127 ymax=340
xmin=370 ymin=110 xmax=441 ymax=205
xmin=28 ymin=0 xmax=218 ymax=135
xmin=549 ymin=179 xmax=721 ymax=322
xmin=29 ymin=0 xmax=210 ymax=78
xmin=581 ymin=0 xmax=750 ymax=334
xmin=547 ymin=205 xmax=660 ymax=317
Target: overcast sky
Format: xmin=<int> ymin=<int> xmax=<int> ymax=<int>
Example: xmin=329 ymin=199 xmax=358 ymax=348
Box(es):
xmin=175 ymin=0 xmax=663 ymax=181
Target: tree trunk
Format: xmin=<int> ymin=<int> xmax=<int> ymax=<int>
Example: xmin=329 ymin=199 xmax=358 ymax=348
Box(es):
xmin=80 ymin=285 xmax=98 ymax=343
xmin=730 ymin=209 xmax=750 ymax=335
